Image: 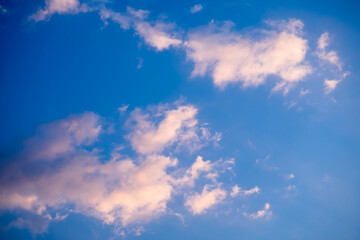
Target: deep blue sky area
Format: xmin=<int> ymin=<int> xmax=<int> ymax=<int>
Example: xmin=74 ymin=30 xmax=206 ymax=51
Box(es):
xmin=0 ymin=0 xmax=359 ymax=239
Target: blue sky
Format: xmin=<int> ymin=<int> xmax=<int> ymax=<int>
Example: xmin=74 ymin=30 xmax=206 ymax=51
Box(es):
xmin=0 ymin=0 xmax=359 ymax=239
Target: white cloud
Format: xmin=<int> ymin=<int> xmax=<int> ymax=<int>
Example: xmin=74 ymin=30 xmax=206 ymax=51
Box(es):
xmin=324 ymin=79 xmax=341 ymax=94
xmin=185 ymin=185 xmax=227 ymax=215
xmin=286 ymin=173 xmax=295 ymax=180
xmin=230 ymin=185 xmax=260 ymax=198
xmin=190 ymin=4 xmax=203 ymax=14
xmin=244 ymin=203 xmax=272 ymax=220
xmin=185 ymin=19 xmax=312 ymax=93
xmin=30 ymin=0 xmax=89 ymax=21
xmin=316 ymin=32 xmax=342 ymax=70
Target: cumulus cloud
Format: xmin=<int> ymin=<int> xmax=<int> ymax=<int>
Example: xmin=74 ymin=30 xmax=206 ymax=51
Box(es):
xmin=316 ymin=32 xmax=341 ymax=70
xmin=230 ymin=185 xmax=260 ymax=198
xmin=0 ymin=102 xmax=232 ymax=234
xmin=30 ymin=0 xmax=90 ymax=21
xmin=244 ymin=203 xmax=272 ymax=220
xmin=185 ymin=185 xmax=227 ymax=215
xmin=185 ymin=19 xmax=312 ymax=94
xmin=190 ymin=4 xmax=203 ymax=14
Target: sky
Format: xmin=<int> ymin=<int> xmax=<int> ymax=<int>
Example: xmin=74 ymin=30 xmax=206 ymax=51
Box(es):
xmin=0 ymin=0 xmax=359 ymax=239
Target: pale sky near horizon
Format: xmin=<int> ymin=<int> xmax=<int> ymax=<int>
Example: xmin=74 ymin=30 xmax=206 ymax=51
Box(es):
xmin=0 ymin=0 xmax=359 ymax=239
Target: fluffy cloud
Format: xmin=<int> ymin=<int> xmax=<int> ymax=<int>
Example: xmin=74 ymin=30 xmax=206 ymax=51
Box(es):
xmin=185 ymin=19 xmax=312 ymax=94
xmin=185 ymin=185 xmax=227 ymax=215
xmin=30 ymin=0 xmax=89 ymax=21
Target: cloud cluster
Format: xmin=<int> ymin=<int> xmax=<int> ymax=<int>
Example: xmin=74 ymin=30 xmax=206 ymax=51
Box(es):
xmin=0 ymin=102 xmax=230 ymax=234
